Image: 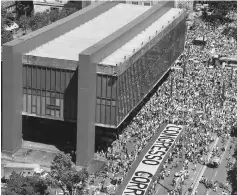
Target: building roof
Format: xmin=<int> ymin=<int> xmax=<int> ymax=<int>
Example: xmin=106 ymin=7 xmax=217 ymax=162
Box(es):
xmin=1 ymin=1 xmax=15 ymax=8
xmin=26 ymin=4 xmax=150 ymax=60
xmin=100 ymin=8 xmax=184 ymax=66
xmin=4 ymin=163 xmax=40 ymax=169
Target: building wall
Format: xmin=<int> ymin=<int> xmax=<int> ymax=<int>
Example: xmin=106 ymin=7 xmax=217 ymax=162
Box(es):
xmin=21 ymin=9 xmax=186 ymax=128
xmin=22 ymin=65 xmax=77 ymax=121
xmin=95 ymin=74 xmax=117 ymax=126
xmin=116 ymin=19 xmax=186 ymax=126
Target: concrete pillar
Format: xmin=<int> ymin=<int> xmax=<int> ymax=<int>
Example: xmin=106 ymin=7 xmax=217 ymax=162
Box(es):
xmin=76 ymin=54 xmax=97 ymax=166
xmin=2 ymin=45 xmax=22 ymax=154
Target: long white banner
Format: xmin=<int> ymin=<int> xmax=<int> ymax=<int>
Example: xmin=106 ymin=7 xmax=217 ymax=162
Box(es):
xmin=122 ymin=124 xmax=183 ymax=195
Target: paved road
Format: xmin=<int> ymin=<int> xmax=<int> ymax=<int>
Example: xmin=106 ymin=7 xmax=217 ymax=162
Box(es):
xmin=155 ymin=134 xmax=219 ymax=195
xmin=195 ymin=136 xmax=236 ymax=195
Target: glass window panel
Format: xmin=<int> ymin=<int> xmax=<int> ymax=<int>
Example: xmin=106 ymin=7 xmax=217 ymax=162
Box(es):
xmin=107 ymin=76 xmax=112 ymax=99
xmin=27 ymin=66 xmax=32 ymax=88
xmin=23 ymin=66 xmax=27 ymax=87
xmin=32 ymin=67 xmax=37 ymax=89
xmin=32 ymin=95 xmax=36 ymax=106
xmin=51 ymin=109 xmax=55 ymax=117
xmin=37 ymin=96 xmax=41 ymax=115
xmin=101 ymin=101 xmax=106 ymax=124
xmin=23 ymin=94 xmax=26 ymax=112
xmin=32 ymin=106 xmax=36 ymax=113
xmin=111 ymin=105 xmax=116 ymax=126
xmin=51 ymin=97 xmax=56 ymax=105
xmin=56 ymin=70 xmax=61 ymax=92
xmin=56 ymin=110 xmax=60 ymax=118
xmin=97 ymin=75 xmax=102 ymax=97
xmin=31 ymin=89 xmax=36 ymax=95
xmin=102 ymin=75 xmax=107 ymax=98
xmin=51 ymin=69 xmax=56 ymax=91
xmin=56 ymin=98 xmax=60 ymax=106
xmin=46 ymin=109 xmax=50 ymax=116
xmin=46 ymin=69 xmax=50 ymax=90
xmin=60 ymin=99 xmax=63 ymax=118
xmin=118 ymin=96 xmax=123 ymax=121
xmin=37 ymin=67 xmax=41 ymax=89
xmin=61 ymin=71 xmax=66 ymax=92
xmin=96 ymin=103 xmax=101 ymax=123
xmin=42 ymin=97 xmax=45 ymax=116
xmin=27 ymin=95 xmax=31 ymax=113
xmin=46 ymin=97 xmax=50 ymax=105
xmin=111 ymin=77 xmax=117 ymax=100
xmin=106 ymin=104 xmax=111 ymax=125
xmin=41 ymin=68 xmax=46 ymax=90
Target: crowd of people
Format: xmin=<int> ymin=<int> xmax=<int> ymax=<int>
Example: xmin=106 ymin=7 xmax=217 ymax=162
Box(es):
xmin=88 ymin=6 xmax=237 ymax=195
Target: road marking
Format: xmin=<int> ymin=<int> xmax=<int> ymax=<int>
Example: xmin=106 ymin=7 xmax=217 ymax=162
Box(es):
xmin=205 ymin=137 xmax=231 ymax=195
xmin=220 ymin=138 xmax=231 ymax=164
xmin=191 ymin=137 xmax=220 ymax=195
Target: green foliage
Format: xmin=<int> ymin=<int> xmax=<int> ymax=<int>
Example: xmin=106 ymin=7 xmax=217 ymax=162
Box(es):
xmin=1 ymin=7 xmax=14 ymax=44
xmin=2 ymin=172 xmax=50 ymax=195
xmin=15 ymin=1 xmax=33 ymax=18
xmin=207 ymin=1 xmax=237 ymax=15
xmin=28 ymin=8 xmax=78 ymax=32
xmin=18 ymin=15 xmax=29 ymax=33
xmin=50 ymin=152 xmax=89 ymax=195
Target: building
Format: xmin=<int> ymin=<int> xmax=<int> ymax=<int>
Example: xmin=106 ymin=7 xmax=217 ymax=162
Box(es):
xmin=2 ymin=1 xmax=187 ymax=166
xmin=33 ymin=0 xmax=92 ymax=13
xmin=1 ymin=1 xmax=16 ymax=12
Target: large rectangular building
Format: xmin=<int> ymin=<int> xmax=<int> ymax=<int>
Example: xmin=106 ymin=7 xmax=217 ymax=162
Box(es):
xmin=2 ymin=1 xmax=187 ymax=166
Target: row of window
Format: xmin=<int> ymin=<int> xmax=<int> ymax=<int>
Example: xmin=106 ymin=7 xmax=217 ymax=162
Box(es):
xmin=116 ymin=20 xmax=186 ymax=124
xmin=22 ymin=20 xmax=186 ymax=126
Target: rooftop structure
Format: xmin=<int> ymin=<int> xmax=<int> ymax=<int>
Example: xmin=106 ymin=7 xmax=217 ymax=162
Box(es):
xmin=100 ymin=8 xmax=183 ymax=66
xmin=27 ymin=4 xmax=150 ymax=60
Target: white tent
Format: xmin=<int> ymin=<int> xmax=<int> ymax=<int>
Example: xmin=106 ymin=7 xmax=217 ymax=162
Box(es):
xmin=5 ymin=22 xmax=19 ymax=31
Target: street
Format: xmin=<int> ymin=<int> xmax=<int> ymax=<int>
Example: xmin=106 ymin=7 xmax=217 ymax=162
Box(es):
xmin=193 ymin=136 xmax=236 ymax=195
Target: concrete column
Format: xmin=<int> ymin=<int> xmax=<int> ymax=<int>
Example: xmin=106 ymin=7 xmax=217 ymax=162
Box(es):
xmin=76 ymin=54 xmax=97 ymax=166
xmin=2 ymin=45 xmax=22 ymax=154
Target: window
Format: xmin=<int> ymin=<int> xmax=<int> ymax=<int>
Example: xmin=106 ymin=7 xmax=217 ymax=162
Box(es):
xmin=50 ymin=7 xmax=59 ymax=11
xmin=132 ymin=1 xmax=138 ymax=5
xmin=144 ymin=2 xmax=151 ymax=6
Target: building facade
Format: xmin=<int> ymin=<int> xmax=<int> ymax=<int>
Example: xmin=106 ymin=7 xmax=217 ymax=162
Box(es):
xmin=2 ymin=1 xmax=187 ymax=166
xmin=33 ymin=0 xmax=91 ymax=13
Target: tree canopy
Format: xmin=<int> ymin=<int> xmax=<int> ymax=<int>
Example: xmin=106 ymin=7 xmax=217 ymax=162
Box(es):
xmin=2 ymin=172 xmax=50 ymax=195
xmin=50 ymin=152 xmax=89 ymax=195
xmin=1 ymin=7 xmax=14 ymax=44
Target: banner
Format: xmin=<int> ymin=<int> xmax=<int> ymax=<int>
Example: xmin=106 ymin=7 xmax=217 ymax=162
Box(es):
xmin=120 ymin=124 xmax=183 ymax=195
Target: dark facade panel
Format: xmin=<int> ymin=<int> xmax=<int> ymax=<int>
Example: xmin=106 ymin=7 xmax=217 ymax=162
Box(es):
xmin=116 ymin=19 xmax=186 ymax=126
xmin=22 ymin=19 xmax=185 ymax=127
xmin=95 ymin=74 xmax=117 ymax=126
xmin=22 ymin=65 xmax=77 ymax=121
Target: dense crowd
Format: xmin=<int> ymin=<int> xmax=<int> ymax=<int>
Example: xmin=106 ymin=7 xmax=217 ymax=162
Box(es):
xmin=89 ymin=8 xmax=237 ymax=195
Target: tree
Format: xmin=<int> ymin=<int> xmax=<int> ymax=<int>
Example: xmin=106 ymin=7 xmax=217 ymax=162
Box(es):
xmin=18 ymin=15 xmax=29 ymax=34
xmin=2 ymin=172 xmax=50 ymax=195
xmin=50 ymin=152 xmax=89 ymax=195
xmin=1 ymin=7 xmax=14 ymax=44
